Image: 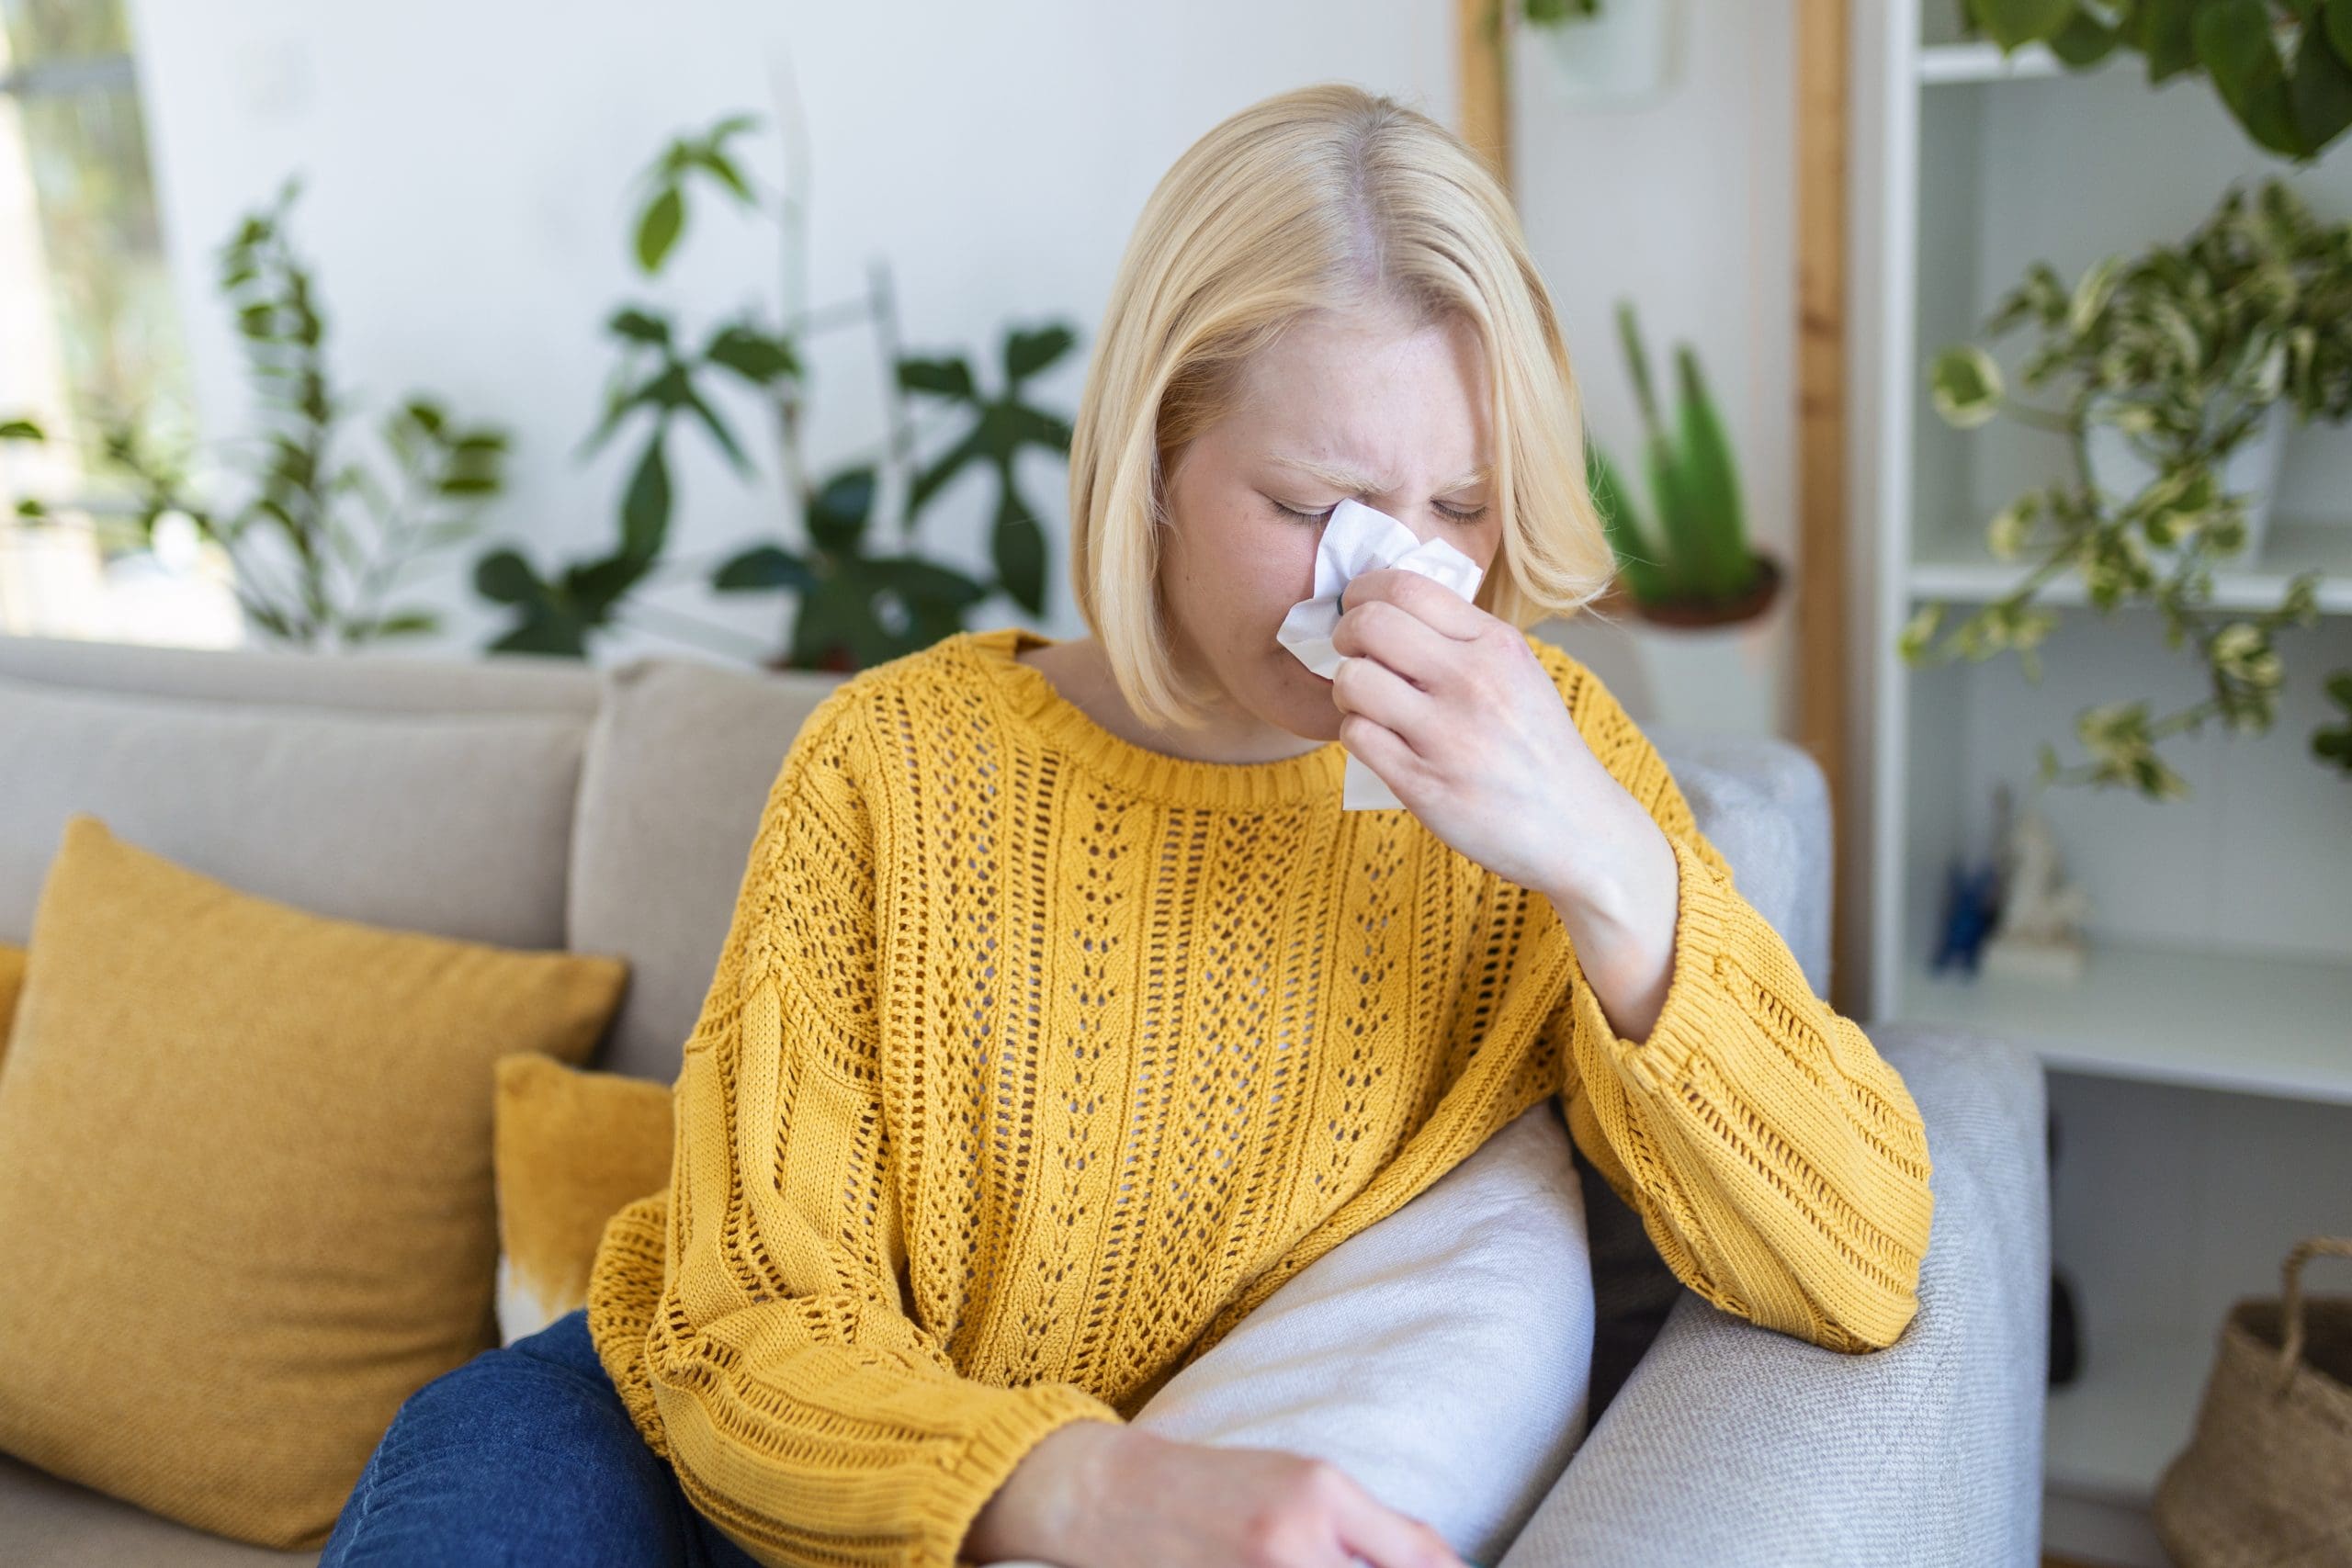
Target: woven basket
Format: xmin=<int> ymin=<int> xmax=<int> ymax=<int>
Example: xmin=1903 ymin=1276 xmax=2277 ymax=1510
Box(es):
xmin=2153 ymin=1236 xmax=2352 ymax=1567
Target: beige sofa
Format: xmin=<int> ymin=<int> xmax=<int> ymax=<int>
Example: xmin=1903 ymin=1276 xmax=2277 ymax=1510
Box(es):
xmin=0 ymin=629 xmax=2050 ymax=1567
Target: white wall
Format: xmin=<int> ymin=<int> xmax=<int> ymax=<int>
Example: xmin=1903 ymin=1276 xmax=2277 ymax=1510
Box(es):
xmin=124 ymin=0 xmax=1795 ymax=673
xmin=1510 ymin=1 xmax=1799 ymax=728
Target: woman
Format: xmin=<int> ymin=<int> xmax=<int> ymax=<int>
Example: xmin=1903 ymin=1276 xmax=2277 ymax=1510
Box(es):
xmin=322 ymin=81 xmax=1934 ymax=1568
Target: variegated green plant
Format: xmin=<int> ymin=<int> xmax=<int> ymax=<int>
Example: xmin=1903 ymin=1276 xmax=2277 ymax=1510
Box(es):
xmin=1916 ymin=177 xmax=2351 ymax=797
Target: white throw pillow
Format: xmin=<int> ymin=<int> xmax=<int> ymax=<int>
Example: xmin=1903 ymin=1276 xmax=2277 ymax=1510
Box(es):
xmin=983 ymin=1098 xmax=1595 ymax=1568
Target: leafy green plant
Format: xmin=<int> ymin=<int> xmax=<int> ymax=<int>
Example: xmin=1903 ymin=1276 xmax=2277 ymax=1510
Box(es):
xmin=1521 ymin=0 xmax=1603 ymax=22
xmin=1587 ymin=299 xmax=1775 ymax=620
xmin=2 ymin=177 xmax=508 ymax=647
xmin=1916 ymin=177 xmax=2350 ymax=795
xmin=474 ymin=110 xmax=1080 ymax=671
xmin=1958 ymin=0 xmax=2352 ymax=161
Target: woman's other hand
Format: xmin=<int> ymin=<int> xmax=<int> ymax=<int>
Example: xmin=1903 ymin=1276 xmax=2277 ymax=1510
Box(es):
xmin=964 ymin=1421 xmax=1470 ymax=1568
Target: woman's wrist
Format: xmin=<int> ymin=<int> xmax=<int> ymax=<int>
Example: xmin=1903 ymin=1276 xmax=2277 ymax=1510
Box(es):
xmin=963 ymin=1417 xmax=1137 ymax=1563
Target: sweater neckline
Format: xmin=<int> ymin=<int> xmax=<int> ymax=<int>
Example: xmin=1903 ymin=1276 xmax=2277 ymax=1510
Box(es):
xmin=961 ymin=626 xmax=1347 ymax=808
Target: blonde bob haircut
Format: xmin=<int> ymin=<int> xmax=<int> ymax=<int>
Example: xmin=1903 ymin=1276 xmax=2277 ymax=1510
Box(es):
xmin=1066 ymin=80 xmax=1619 ymax=731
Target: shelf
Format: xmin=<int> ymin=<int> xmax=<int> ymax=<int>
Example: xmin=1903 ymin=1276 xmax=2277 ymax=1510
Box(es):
xmin=1898 ymin=942 xmax=2352 ymax=1105
xmin=1917 ymin=40 xmax=2067 ymax=84
xmin=2045 ymin=1321 xmax=2214 ymax=1506
xmin=1909 ymin=514 xmax=2352 ymax=615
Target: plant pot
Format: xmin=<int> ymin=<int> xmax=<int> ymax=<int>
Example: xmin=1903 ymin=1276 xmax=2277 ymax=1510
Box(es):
xmin=2083 ymin=399 xmax=2291 ymax=564
xmin=1521 ymin=0 xmax=1678 ymax=107
xmin=1580 ymin=550 xmax=1792 ymax=739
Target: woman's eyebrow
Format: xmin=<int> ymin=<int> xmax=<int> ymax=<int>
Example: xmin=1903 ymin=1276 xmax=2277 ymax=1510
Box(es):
xmin=1268 ymin=454 xmax=1491 ymax=493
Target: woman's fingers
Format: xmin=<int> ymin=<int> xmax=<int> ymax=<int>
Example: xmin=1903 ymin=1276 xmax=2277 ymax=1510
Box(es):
xmin=1317 ymin=1462 xmax=1466 ymax=1568
xmin=1330 ymin=653 xmax=1431 ymax=755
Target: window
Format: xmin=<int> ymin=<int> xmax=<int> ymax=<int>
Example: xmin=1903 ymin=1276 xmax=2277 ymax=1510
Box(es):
xmin=0 ymin=0 xmax=236 ymax=644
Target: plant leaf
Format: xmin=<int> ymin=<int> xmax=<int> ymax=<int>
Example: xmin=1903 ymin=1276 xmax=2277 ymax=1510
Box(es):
xmin=808 ymin=467 xmax=877 ymax=551
xmin=2289 ymin=11 xmax=2352 ymax=152
xmin=1970 ymin=0 xmax=2076 ymax=51
xmin=1002 ymin=323 xmax=1077 ymax=382
xmin=898 ymin=355 xmax=977 ymax=401
xmin=622 ymin=435 xmax=671 ymax=560
xmin=991 ymin=484 xmax=1048 ymax=615
xmin=713 ymin=543 xmax=820 ymax=592
xmin=635 ymin=186 xmax=685 ymax=274
xmin=608 ymin=307 xmax=673 ymax=346
xmin=2194 ymin=0 xmax=2305 ymax=155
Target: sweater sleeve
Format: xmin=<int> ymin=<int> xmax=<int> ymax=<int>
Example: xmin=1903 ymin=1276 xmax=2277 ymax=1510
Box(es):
xmin=1548 ymin=662 xmax=1935 ymax=1355
xmin=588 ymin=690 xmax=1126 ymax=1568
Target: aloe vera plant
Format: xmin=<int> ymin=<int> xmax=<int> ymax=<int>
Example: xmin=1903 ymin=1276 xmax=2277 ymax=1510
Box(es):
xmin=1589 ymin=300 xmax=1762 ymax=612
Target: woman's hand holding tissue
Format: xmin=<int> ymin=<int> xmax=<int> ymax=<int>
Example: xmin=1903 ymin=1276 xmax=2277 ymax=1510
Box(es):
xmin=1325 ymin=567 xmax=1685 ymax=1043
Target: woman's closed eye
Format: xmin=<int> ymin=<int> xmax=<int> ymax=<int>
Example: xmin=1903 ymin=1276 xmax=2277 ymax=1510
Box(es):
xmin=1266 ymin=497 xmax=1489 ymax=525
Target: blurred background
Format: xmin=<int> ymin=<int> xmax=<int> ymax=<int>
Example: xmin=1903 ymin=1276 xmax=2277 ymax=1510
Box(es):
xmin=6 ymin=9 xmax=2352 ymax=1561
xmin=0 ymin=0 xmax=1795 ymax=709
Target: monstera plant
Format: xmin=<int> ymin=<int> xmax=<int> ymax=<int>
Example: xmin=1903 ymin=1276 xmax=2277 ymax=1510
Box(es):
xmin=472 ymin=111 xmax=1080 ymax=671
xmin=1917 ymin=177 xmax=2352 ymax=795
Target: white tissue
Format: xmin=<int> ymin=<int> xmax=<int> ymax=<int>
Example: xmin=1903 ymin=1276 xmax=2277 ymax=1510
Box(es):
xmin=1274 ymin=496 xmax=1486 ymax=811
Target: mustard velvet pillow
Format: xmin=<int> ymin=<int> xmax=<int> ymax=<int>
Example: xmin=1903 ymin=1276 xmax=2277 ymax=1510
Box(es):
xmin=492 ymin=1053 xmax=673 ymax=1346
xmin=0 ymin=815 xmax=630 ymax=1551
xmin=0 ymin=942 xmax=23 ymax=1069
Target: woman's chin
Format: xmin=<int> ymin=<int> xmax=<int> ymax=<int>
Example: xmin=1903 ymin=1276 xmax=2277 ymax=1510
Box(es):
xmin=1273 ymin=681 xmax=1344 ymax=742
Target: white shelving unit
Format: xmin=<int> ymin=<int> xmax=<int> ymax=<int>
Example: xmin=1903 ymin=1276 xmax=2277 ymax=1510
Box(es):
xmin=1855 ymin=6 xmax=2352 ymax=1564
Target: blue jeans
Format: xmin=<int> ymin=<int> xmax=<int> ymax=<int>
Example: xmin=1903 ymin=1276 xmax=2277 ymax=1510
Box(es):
xmin=320 ymin=1308 xmax=765 ymax=1567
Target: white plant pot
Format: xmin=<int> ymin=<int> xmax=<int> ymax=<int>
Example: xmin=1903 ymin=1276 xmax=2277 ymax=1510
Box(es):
xmin=1533 ymin=555 xmax=1793 ymax=739
xmin=1626 ymin=594 xmax=1792 ymax=739
xmin=1522 ymin=0 xmax=1678 ymax=107
xmin=2082 ymin=399 xmax=2291 ymax=563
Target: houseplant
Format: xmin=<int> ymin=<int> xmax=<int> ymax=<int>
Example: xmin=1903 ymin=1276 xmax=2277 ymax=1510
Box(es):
xmin=1916 ymin=176 xmax=2349 ymax=796
xmin=471 ymin=109 xmax=1080 ymax=672
xmin=1957 ymin=0 xmax=2352 ymax=162
xmin=1 ymin=177 xmax=509 ymax=649
xmin=1585 ymin=299 xmax=1788 ymax=735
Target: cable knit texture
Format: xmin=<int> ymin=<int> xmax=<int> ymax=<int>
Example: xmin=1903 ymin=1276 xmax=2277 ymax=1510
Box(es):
xmin=584 ymin=624 xmax=1935 ymax=1568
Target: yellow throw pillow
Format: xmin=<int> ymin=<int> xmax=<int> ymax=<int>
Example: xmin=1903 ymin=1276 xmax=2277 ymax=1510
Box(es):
xmin=0 ymin=942 xmax=23 ymax=1070
xmin=0 ymin=814 xmax=629 ymax=1551
xmin=492 ymin=1053 xmax=673 ymax=1345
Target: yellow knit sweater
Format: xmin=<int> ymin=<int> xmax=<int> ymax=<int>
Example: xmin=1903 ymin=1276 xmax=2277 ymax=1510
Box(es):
xmin=584 ymin=623 xmax=1934 ymax=1568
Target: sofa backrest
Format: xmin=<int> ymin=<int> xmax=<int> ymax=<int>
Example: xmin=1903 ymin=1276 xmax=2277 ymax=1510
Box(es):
xmin=0 ymin=636 xmax=600 ymax=963
xmin=0 ymin=630 xmax=1832 ymax=1089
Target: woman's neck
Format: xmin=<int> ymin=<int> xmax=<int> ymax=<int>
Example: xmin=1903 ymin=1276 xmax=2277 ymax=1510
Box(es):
xmin=1015 ymin=636 xmax=1327 ymax=766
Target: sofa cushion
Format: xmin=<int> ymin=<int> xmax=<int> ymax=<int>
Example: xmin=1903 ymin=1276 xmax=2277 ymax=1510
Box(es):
xmin=0 ymin=1451 xmax=318 ymax=1567
xmin=0 ymin=671 xmax=589 ymax=952
xmin=493 ymin=1055 xmax=673 ymax=1345
xmin=569 ymin=655 xmax=843 ymax=1080
xmin=1065 ymin=1099 xmax=1594 ymax=1568
xmin=0 ymin=816 xmax=628 ymax=1550
xmin=0 ymin=630 xmax=598 ymax=716
xmin=0 ymin=941 xmax=20 ymax=1067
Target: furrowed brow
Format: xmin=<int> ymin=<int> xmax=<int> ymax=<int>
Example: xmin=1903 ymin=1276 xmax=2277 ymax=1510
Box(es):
xmin=1270 ymin=455 xmax=1491 ymax=494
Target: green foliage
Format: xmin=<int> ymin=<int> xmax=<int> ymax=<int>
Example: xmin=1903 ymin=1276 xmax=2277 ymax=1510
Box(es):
xmin=5 ymin=177 xmax=509 ymax=648
xmin=477 ymin=110 xmax=1080 ymax=671
xmin=1521 ymin=0 xmax=1604 ymax=23
xmin=1960 ymin=0 xmax=2352 ymax=160
xmin=893 ymin=325 xmax=1080 ymax=616
xmin=2315 ymin=667 xmax=2352 ymax=770
xmin=1916 ymin=177 xmax=2346 ymax=798
xmin=1589 ymin=299 xmax=1758 ymax=608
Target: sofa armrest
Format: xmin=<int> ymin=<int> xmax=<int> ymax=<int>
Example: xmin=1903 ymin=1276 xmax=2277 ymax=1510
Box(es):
xmin=1498 ymin=1027 xmax=2049 ymax=1568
